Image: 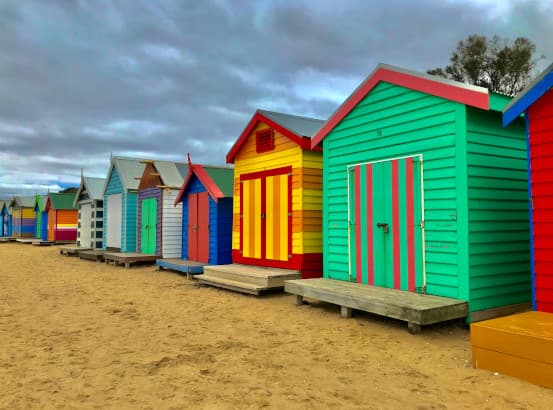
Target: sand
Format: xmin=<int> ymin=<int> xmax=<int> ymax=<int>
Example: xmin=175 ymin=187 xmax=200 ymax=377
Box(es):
xmin=0 ymin=243 xmax=551 ymax=409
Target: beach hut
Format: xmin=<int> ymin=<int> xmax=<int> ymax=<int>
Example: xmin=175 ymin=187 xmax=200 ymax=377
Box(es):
xmin=471 ymin=63 xmax=553 ymax=389
xmin=136 ymin=160 xmax=188 ymax=257
xmin=165 ymin=163 xmax=233 ymax=274
xmin=198 ymin=110 xmax=324 ymax=293
xmin=44 ymin=193 xmax=78 ymax=242
xmin=11 ymin=196 xmax=36 ymax=239
xmin=74 ymin=176 xmax=105 ymax=249
xmin=33 ymin=195 xmax=48 ymax=240
xmin=286 ymin=64 xmax=530 ymax=329
xmin=3 ymin=201 xmax=13 ymax=238
xmin=0 ymin=201 xmax=5 ymax=237
xmin=503 ymin=62 xmax=553 ymax=314
xmin=0 ymin=201 xmax=9 ymax=237
xmin=102 ymin=157 xmax=147 ymax=253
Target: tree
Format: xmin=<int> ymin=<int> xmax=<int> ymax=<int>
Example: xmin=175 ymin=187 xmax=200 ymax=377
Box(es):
xmin=428 ymin=34 xmax=542 ymax=96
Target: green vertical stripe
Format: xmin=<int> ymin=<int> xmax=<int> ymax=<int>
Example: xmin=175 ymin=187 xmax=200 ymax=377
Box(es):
xmin=373 ymin=162 xmax=385 ymax=286
xmin=348 ymin=168 xmax=355 ymax=281
xmin=383 ymin=161 xmax=393 ymax=289
xmin=413 ymin=158 xmax=424 ymax=291
xmin=399 ymin=159 xmax=408 ymax=291
xmin=360 ymin=166 xmax=368 ymax=284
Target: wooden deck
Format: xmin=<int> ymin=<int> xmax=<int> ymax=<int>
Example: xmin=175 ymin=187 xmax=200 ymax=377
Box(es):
xmin=156 ymin=259 xmax=205 ymax=278
xmin=79 ymin=249 xmax=105 ymax=262
xmin=32 ymin=240 xmax=55 ymax=246
xmin=104 ymin=252 xmax=158 ymax=268
xmin=197 ymin=264 xmax=301 ymax=295
xmin=471 ymin=311 xmax=553 ymax=389
xmin=285 ymin=278 xmax=468 ymax=333
xmin=0 ymin=237 xmax=16 ymax=243
xmin=16 ymin=238 xmax=34 ymax=244
xmin=60 ymin=245 xmax=92 ymax=256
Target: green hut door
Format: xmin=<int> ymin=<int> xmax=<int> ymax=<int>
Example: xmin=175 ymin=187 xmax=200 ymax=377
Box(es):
xmin=348 ymin=156 xmax=424 ymax=292
xmin=141 ymin=198 xmax=157 ymax=255
xmin=35 ymin=210 xmax=41 ymax=238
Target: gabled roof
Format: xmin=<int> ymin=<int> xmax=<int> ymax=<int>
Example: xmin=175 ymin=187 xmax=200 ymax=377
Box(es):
xmin=73 ymin=176 xmax=106 ymax=207
xmin=11 ymin=195 xmax=36 ymax=208
xmin=142 ymin=160 xmax=188 ymax=188
xmin=34 ymin=194 xmax=48 ymax=212
xmin=46 ymin=193 xmax=78 ymax=211
xmin=503 ymin=62 xmax=553 ymax=126
xmin=102 ymin=156 xmax=148 ymax=194
xmin=174 ymin=165 xmax=234 ymax=204
xmin=311 ymin=63 xmax=494 ymax=148
xmin=226 ymin=110 xmax=325 ymax=164
xmin=1 ymin=200 xmax=12 ymax=215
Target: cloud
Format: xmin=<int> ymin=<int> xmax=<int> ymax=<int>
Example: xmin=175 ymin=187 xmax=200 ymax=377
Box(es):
xmin=0 ymin=0 xmax=552 ymax=198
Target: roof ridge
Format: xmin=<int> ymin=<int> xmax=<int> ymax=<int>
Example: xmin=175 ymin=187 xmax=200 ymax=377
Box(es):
xmin=258 ymin=109 xmax=325 ymax=123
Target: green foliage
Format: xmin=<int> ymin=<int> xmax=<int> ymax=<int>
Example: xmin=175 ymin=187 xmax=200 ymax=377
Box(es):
xmin=428 ymin=34 xmax=542 ymax=96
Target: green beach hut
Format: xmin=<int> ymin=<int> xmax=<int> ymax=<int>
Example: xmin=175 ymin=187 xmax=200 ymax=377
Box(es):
xmin=308 ymin=64 xmax=531 ymax=322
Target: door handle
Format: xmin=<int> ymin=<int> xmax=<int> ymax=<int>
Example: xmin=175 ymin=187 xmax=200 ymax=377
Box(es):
xmin=376 ymin=222 xmax=389 ymax=233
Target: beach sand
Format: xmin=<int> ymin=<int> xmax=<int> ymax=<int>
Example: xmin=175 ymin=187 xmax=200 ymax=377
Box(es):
xmin=0 ymin=243 xmax=551 ymax=409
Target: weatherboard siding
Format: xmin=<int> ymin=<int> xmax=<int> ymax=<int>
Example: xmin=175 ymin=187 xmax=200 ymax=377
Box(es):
xmin=466 ymin=108 xmax=531 ymax=312
xmin=125 ymin=192 xmax=137 ymax=252
xmin=103 ymin=167 xmax=123 ymax=251
xmin=528 ymin=89 xmax=553 ymax=313
xmin=323 ymin=82 xmax=461 ymax=297
xmin=161 ymin=189 xmax=182 ymax=259
xmin=216 ymin=198 xmax=233 ymax=264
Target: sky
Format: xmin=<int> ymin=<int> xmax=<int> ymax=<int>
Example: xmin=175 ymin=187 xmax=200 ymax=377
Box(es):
xmin=1 ymin=0 xmax=552 ymax=198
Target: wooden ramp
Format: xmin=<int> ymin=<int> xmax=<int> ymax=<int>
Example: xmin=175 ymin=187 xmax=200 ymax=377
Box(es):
xmin=60 ymin=245 xmax=91 ymax=256
xmin=32 ymin=240 xmax=55 ymax=246
xmin=285 ymin=278 xmax=468 ymax=333
xmin=156 ymin=259 xmax=205 ymax=278
xmin=16 ymin=238 xmax=34 ymax=244
xmin=198 ymin=264 xmax=301 ymax=295
xmin=104 ymin=252 xmax=158 ymax=268
xmin=79 ymin=249 xmax=105 ymax=262
xmin=471 ymin=311 xmax=553 ymax=389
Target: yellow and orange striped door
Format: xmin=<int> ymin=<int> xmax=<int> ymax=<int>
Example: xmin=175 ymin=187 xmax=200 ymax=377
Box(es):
xmin=241 ymin=167 xmax=291 ymax=263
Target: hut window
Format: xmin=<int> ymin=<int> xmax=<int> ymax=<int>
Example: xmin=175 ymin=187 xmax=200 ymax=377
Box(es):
xmin=256 ymin=129 xmax=274 ymax=153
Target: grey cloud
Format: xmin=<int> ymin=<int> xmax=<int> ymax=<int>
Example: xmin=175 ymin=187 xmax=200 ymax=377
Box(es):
xmin=0 ymin=0 xmax=552 ymax=198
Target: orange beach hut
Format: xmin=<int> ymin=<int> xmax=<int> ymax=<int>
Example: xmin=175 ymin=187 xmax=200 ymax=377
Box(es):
xmin=45 ymin=193 xmax=78 ymax=242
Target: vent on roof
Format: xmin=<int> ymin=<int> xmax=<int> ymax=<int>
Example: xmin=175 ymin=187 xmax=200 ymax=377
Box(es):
xmin=256 ymin=128 xmax=274 ymax=153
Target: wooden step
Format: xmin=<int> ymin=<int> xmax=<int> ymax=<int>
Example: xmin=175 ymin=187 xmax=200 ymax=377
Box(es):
xmin=203 ymin=264 xmax=300 ymax=287
xmin=471 ymin=311 xmax=553 ymax=389
xmin=197 ymin=274 xmax=264 ymax=295
xmin=285 ymin=278 xmax=468 ymax=333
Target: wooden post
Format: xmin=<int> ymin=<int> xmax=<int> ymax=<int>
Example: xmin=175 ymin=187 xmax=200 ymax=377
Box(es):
xmin=340 ymin=306 xmax=352 ymax=318
xmin=408 ymin=322 xmax=421 ymax=334
xmin=295 ymin=295 xmax=304 ymax=306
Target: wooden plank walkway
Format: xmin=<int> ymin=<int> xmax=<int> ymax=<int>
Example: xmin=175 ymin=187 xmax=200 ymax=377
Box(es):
xmin=471 ymin=311 xmax=553 ymax=389
xmin=32 ymin=240 xmax=55 ymax=246
xmin=104 ymin=252 xmax=158 ymax=269
xmin=79 ymin=249 xmax=105 ymax=262
xmin=16 ymin=238 xmax=34 ymax=244
xmin=156 ymin=259 xmax=205 ymax=279
xmin=0 ymin=237 xmax=16 ymax=243
xmin=60 ymin=245 xmax=91 ymax=256
xmin=198 ymin=264 xmax=301 ymax=295
xmin=285 ymin=278 xmax=468 ymax=333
